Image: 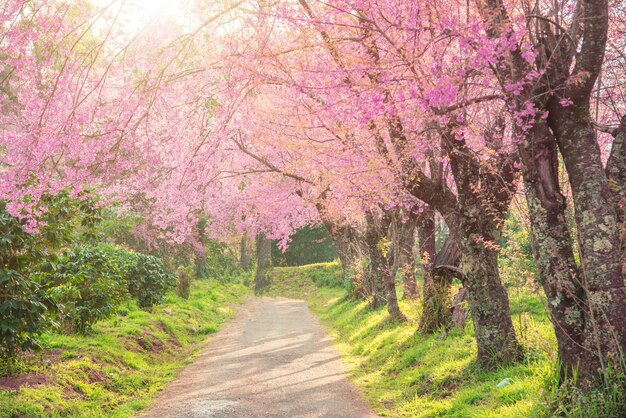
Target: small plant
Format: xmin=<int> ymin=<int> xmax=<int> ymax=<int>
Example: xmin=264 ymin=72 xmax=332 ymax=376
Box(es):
xmin=127 ymin=253 xmax=176 ymax=308
xmin=543 ymin=363 xmax=626 ymax=418
xmin=176 ymin=266 xmax=194 ymax=299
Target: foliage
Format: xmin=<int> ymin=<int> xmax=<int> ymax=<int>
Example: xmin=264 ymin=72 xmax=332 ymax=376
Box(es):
xmin=0 ymin=280 xmax=250 ymax=416
xmin=35 ymin=190 xmax=104 ymax=247
xmin=0 ymin=203 xmax=47 ymax=358
xmin=0 ymin=0 xmax=624 ymax=406
xmin=0 ymin=270 xmax=48 ymax=360
xmin=35 ymin=246 xmax=130 ymax=334
xmin=199 ymin=239 xmax=242 ymax=281
xmin=127 ymin=253 xmax=176 ymax=309
xmin=0 ymin=190 xmax=103 ymax=267
xmin=543 ymin=365 xmax=626 ymax=418
xmin=307 ymin=264 xmax=344 ymax=288
xmin=0 ymin=192 xmax=102 ymax=356
xmin=499 ymin=209 xmax=537 ymax=290
xmin=271 ymin=225 xmax=337 ymax=266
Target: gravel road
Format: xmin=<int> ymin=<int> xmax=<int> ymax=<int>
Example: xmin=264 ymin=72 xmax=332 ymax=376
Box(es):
xmin=141 ymin=297 xmax=378 ymax=418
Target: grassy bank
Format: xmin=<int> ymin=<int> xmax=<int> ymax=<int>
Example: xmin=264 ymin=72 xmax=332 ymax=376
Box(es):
xmin=0 ymin=280 xmax=250 ymax=417
xmin=263 ymin=262 xmax=556 ymax=417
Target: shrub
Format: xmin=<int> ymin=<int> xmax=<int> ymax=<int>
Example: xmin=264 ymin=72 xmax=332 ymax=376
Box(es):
xmin=0 ymin=270 xmax=49 ymax=359
xmin=0 ymin=203 xmax=52 ymax=358
xmin=127 ymin=253 xmax=176 ymax=308
xmin=37 ymin=246 xmax=130 ymax=334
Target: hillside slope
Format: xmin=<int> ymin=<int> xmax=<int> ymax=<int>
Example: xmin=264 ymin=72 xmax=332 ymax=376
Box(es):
xmin=0 ymin=281 xmax=250 ymax=417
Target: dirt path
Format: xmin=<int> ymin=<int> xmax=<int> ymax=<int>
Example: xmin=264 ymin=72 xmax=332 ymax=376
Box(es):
xmin=142 ymin=297 xmax=378 ymax=418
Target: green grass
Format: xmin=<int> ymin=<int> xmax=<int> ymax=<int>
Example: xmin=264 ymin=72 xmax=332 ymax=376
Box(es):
xmin=0 ymin=280 xmax=250 ymax=417
xmin=263 ymin=262 xmax=557 ymax=417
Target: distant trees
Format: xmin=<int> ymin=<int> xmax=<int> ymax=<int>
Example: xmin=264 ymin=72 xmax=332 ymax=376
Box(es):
xmin=270 ymin=225 xmax=337 ymax=267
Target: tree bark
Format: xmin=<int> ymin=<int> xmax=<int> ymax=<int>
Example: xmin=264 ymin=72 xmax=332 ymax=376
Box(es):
xmin=391 ymin=213 xmax=418 ymax=299
xmin=315 ymin=202 xmax=366 ymax=298
xmin=448 ymin=287 xmax=468 ymax=331
xmin=548 ymin=101 xmax=626 ymax=385
xmin=444 ymin=126 xmax=522 ymax=367
xmin=240 ymin=233 xmax=250 ymax=271
xmin=605 ymin=115 xmax=625 ymax=260
xmin=254 ymin=234 xmax=272 ymax=292
xmin=458 ymin=218 xmax=521 ymax=366
xmin=475 ymin=0 xmax=624 ymax=386
xmin=364 ymin=211 xmax=405 ymax=320
xmin=417 ymin=208 xmax=450 ymax=332
xmin=518 ymin=119 xmax=591 ymax=381
xmin=363 ymin=213 xmax=386 ymax=308
xmin=322 ymin=220 xmax=359 ymax=275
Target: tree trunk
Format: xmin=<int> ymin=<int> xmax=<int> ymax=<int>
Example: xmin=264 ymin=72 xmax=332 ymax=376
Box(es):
xmin=363 ymin=212 xmax=388 ymax=309
xmin=383 ymin=260 xmax=405 ymax=321
xmin=518 ymin=119 xmax=592 ymax=381
xmin=419 ymin=232 xmax=461 ymax=333
xmin=240 ymin=233 xmax=250 ymax=271
xmin=315 ymin=203 xmax=366 ymax=298
xmin=459 ymin=219 xmax=521 ymax=366
xmin=254 ymin=234 xmax=272 ymax=292
xmin=473 ymin=0 xmax=622 ymax=386
xmin=364 ymin=211 xmax=405 ymax=320
xmin=393 ymin=215 xmax=418 ymax=300
xmin=605 ymin=115 xmax=625 ymax=261
xmin=417 ymin=208 xmax=450 ymax=332
xmin=331 ymin=224 xmax=367 ymax=300
xmin=548 ymin=102 xmax=626 ymax=385
xmin=328 ymin=224 xmax=359 ymax=276
xmin=445 ymin=127 xmax=521 ymax=367
xmin=448 ymin=287 xmax=468 ymax=331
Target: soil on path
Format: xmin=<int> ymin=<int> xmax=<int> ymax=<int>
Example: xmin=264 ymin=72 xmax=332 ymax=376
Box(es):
xmin=142 ymin=297 xmax=378 ymax=418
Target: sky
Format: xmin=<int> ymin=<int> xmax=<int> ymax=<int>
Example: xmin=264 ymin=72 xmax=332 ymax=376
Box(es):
xmin=89 ymin=0 xmax=192 ymax=35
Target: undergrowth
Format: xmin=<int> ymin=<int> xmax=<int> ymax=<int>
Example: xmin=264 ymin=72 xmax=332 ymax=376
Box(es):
xmin=0 ymin=280 xmax=250 ymax=417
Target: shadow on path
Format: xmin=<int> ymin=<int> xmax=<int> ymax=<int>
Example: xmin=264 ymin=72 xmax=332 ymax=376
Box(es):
xmin=141 ymin=297 xmax=378 ymax=418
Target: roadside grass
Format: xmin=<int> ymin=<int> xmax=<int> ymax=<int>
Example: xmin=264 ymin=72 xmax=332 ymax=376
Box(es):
xmin=263 ymin=262 xmax=556 ymax=417
xmin=0 ymin=280 xmax=250 ymax=417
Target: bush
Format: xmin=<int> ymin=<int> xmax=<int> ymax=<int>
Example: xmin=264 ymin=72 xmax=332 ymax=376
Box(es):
xmin=37 ymin=246 xmax=130 ymax=334
xmin=0 ymin=270 xmax=48 ymax=359
xmin=36 ymin=245 xmax=176 ymax=331
xmin=127 ymin=253 xmax=176 ymax=308
xmin=0 ymin=203 xmax=52 ymax=358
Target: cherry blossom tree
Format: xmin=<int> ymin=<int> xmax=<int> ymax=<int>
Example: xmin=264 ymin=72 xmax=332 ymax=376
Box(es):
xmin=2 ymin=0 xmax=624 ymax=386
